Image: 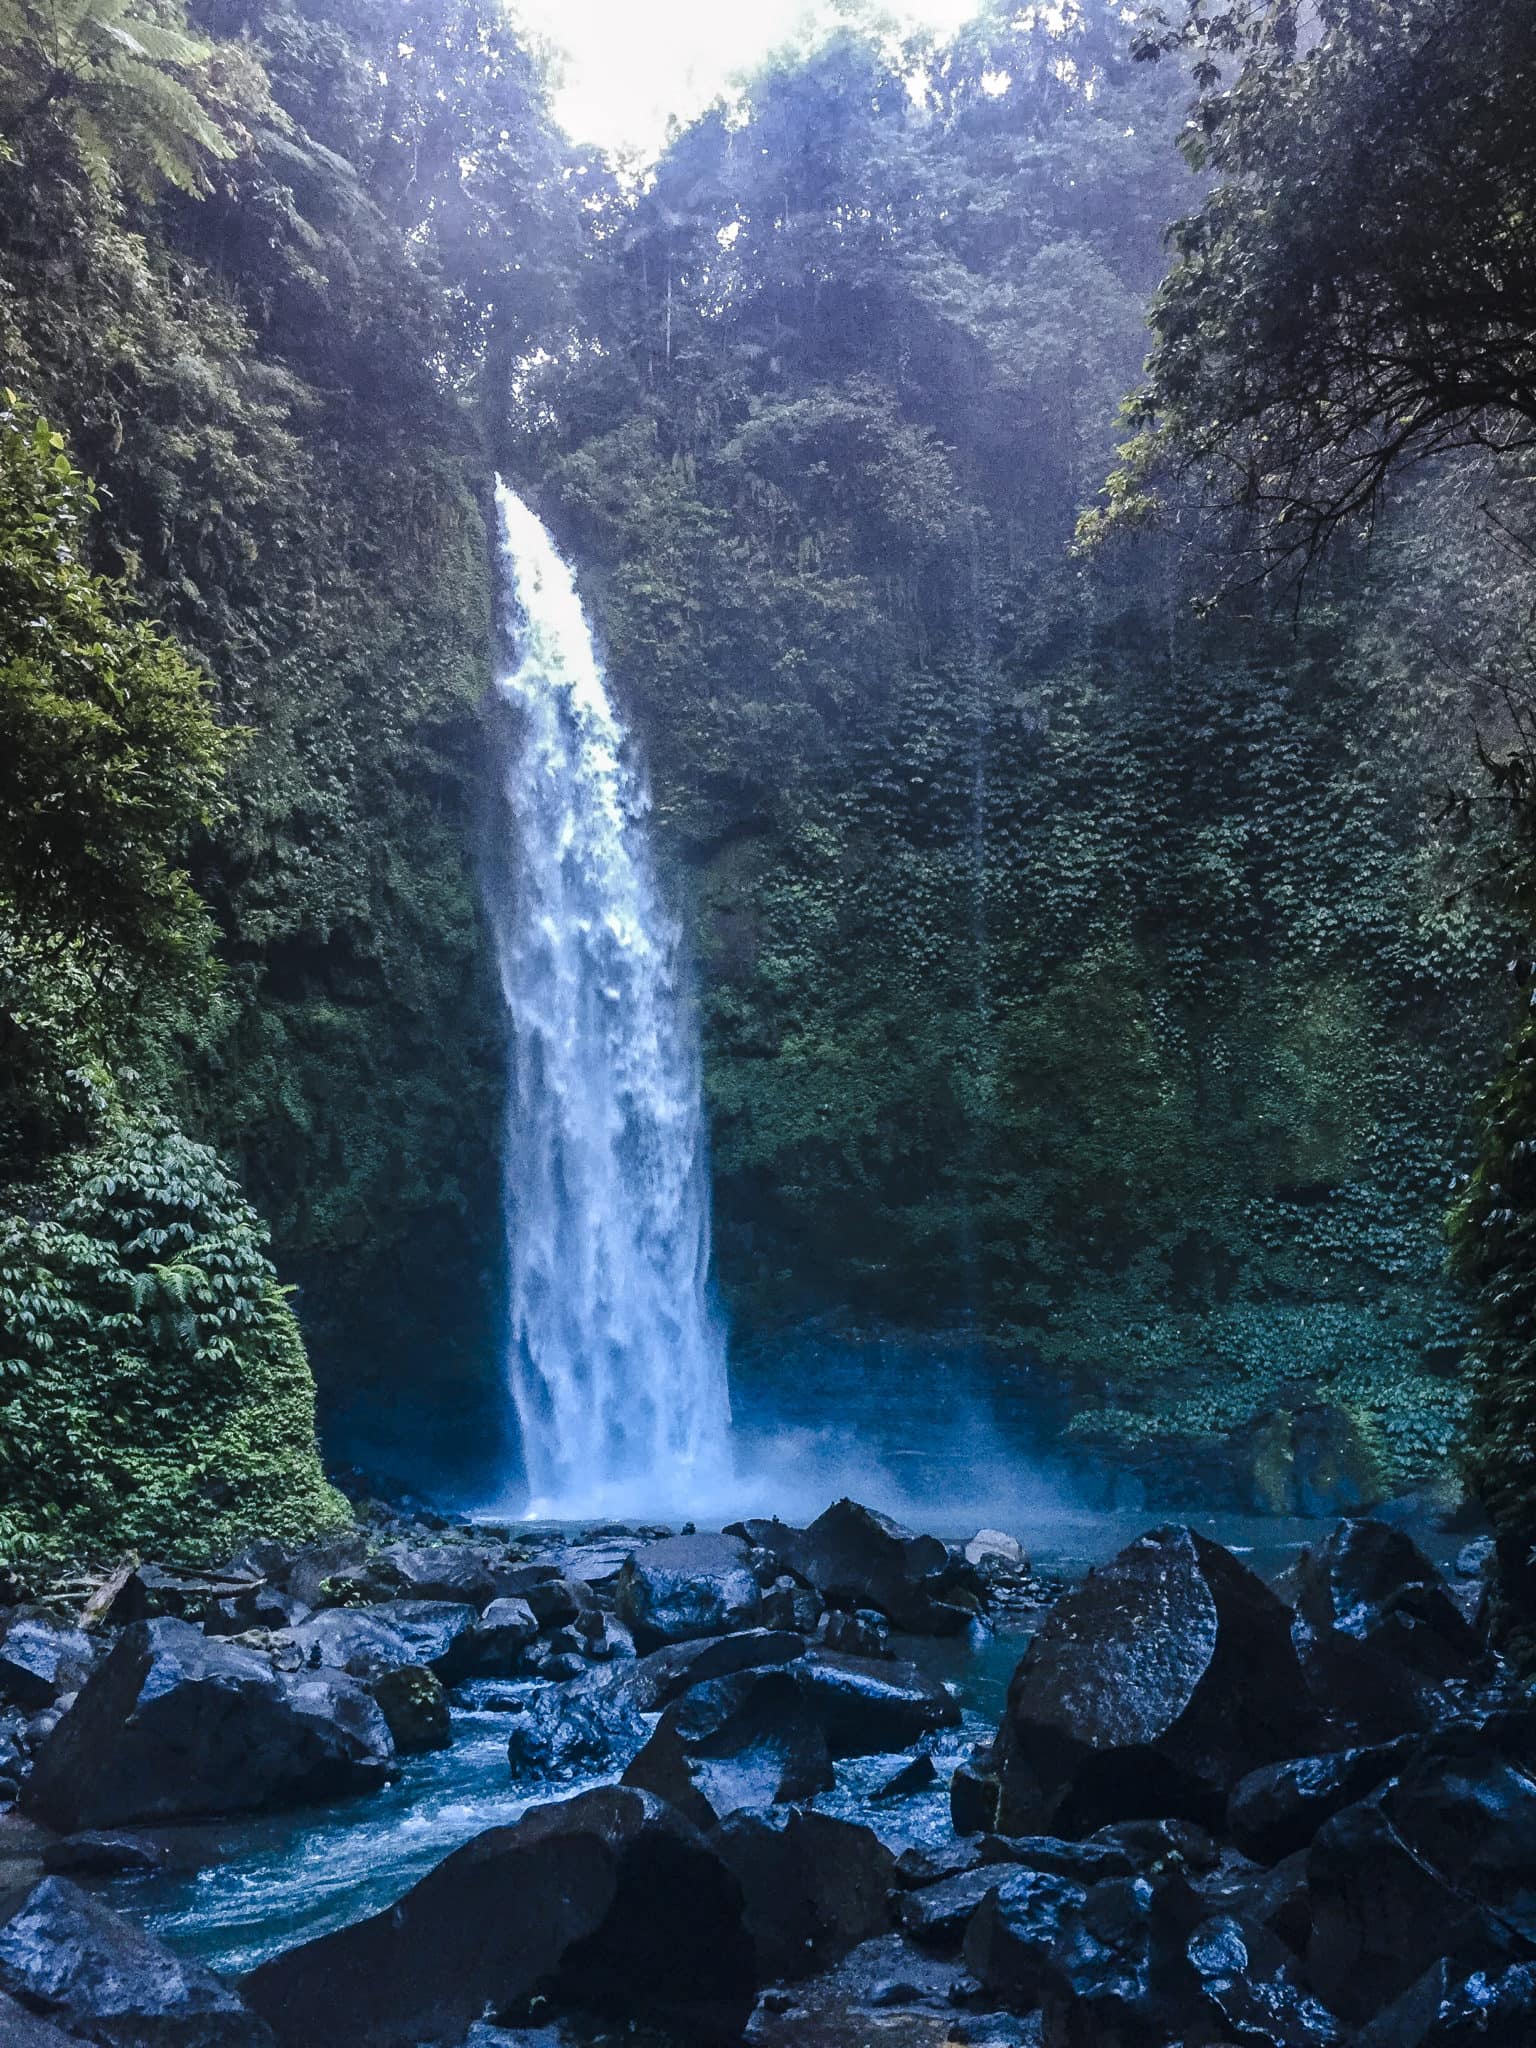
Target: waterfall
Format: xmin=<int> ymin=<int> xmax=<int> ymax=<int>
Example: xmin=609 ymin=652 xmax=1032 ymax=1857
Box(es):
xmin=486 ymin=481 xmax=733 ymax=1517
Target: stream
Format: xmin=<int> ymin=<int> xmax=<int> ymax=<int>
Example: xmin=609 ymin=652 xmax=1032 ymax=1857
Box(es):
xmin=88 ymin=1507 xmax=1435 ymax=1978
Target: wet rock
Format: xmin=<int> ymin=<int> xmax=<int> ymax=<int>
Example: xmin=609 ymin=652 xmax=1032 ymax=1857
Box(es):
xmin=760 ymin=1575 xmax=823 ymax=1634
xmin=290 ymin=1600 xmax=477 ymax=1677
xmin=713 ymin=1807 xmax=897 ymax=1979
xmin=368 ymin=1666 xmax=450 ymax=1754
xmin=951 ymin=1748 xmax=1002 ymax=1836
xmin=495 ymin=1566 xmax=584 ymax=1630
xmin=1383 ymin=1746 xmax=1536 ymax=1939
xmin=242 ymin=1785 xmax=755 ymax=2048
xmin=1203 ymin=1846 xmax=1315 ymax=1957
xmin=965 ymin=1530 xmax=1027 ymax=1572
xmin=1228 ymin=1741 xmax=1413 ymax=1864
xmin=959 ymin=1868 xmax=1094 ymax=2004
xmin=0 ymin=1876 xmax=273 ymax=2044
xmin=904 ymin=1866 xmax=1076 ymax=1957
xmin=21 ymin=1618 xmax=394 ymax=1830
xmin=816 ymin=1608 xmax=890 ymax=1658
xmin=623 ymin=1666 xmax=834 ymax=1830
xmin=1015 ymin=1873 xmax=1199 ymax=2044
xmin=41 ymin=1830 xmax=170 ymax=1876
xmin=748 ymin=1500 xmax=985 ymax=1636
xmin=1360 ymin=1957 xmax=1536 ymax=2046
xmin=274 ymin=1534 xmax=369 ymax=1608
xmin=991 ymin=1525 xmax=1313 ymax=1836
xmin=368 ymin=1541 xmax=503 ymax=1607
xmin=1293 ymin=1519 xmax=1487 ymax=1740
xmin=626 ymin=1627 xmax=807 ymax=1711
xmin=0 ymin=1619 xmax=96 ymax=1712
xmin=1305 ymin=1794 xmax=1532 ymax=2022
xmin=204 ymin=1589 xmax=311 ymax=1637
xmin=0 ymin=1990 xmax=75 ymax=2045
xmin=100 ymin=1564 xmax=255 ymax=1627
xmin=614 ymin=1534 xmax=763 ymax=1650
xmin=744 ymin=1931 xmax=964 ymax=2048
xmin=870 ymin=1752 xmax=938 ymax=1801
xmin=506 ymin=1673 xmax=648 ymax=1782
xmin=795 ymin=1649 xmax=961 ymax=1756
xmin=1186 ymin=1910 xmax=1344 ymax=2046
xmin=573 ymin=1609 xmax=634 ymax=1661
xmin=1088 ymin=1815 xmax=1221 ymax=1874
xmin=438 ymin=1597 xmax=540 ymax=1682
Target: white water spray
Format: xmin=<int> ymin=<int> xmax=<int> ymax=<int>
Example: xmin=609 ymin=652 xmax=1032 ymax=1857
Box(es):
xmin=485 ymin=482 xmax=733 ymax=1517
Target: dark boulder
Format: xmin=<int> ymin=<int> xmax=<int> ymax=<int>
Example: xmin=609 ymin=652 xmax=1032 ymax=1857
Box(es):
xmin=904 ymin=1865 xmax=1079 ymax=1957
xmin=369 ymin=1542 xmax=502 ymax=1607
xmin=1088 ymin=1815 xmax=1221 ymax=1874
xmin=21 ymin=1619 xmax=394 ymax=1830
xmin=101 ymin=1565 xmax=255 ymax=1627
xmin=1306 ymin=1795 xmax=1532 ymax=2022
xmin=369 ymin=1666 xmax=451 ymax=1754
xmin=1229 ymin=1740 xmax=1413 ymax=1864
xmin=869 ymin=1752 xmax=937 ymax=1801
xmin=0 ymin=1876 xmax=273 ymax=2045
xmin=0 ymin=1619 xmax=96 ymax=1712
xmin=713 ymin=1808 xmax=897 ymax=1980
xmin=242 ymin=1786 xmax=755 ymax=2048
xmin=0 ymin=1991 xmax=74 ymax=2045
xmin=816 ymin=1610 xmax=890 ymax=1659
xmin=439 ymin=1598 xmax=540 ymax=1683
xmin=290 ymin=1601 xmax=477 ymax=1678
xmin=1293 ymin=1519 xmax=1488 ymax=1742
xmin=273 ymin=1535 xmax=369 ymax=1608
xmin=990 ymin=1525 xmax=1314 ymax=1836
xmin=626 ymin=1628 xmax=806 ymax=1712
xmin=204 ymin=1589 xmax=310 ymax=1637
xmin=794 ymin=1649 xmax=961 ymax=1756
xmin=1185 ymin=1910 xmax=1345 ymax=2047
xmin=506 ymin=1675 xmax=648 ymax=1782
xmin=760 ymin=1577 xmax=823 ymax=1634
xmin=1361 ymin=1958 xmax=1536 ymax=2047
xmin=495 ymin=1568 xmax=582 ymax=1629
xmin=623 ymin=1667 xmax=834 ymax=1830
xmin=614 ymin=1535 xmax=762 ymax=1651
xmin=1383 ymin=1746 xmax=1536 ymax=1940
xmin=959 ymin=1867 xmax=1093 ymax=2004
xmin=748 ymin=1500 xmax=984 ymax=1636
xmin=41 ymin=1831 xmax=170 ymax=1876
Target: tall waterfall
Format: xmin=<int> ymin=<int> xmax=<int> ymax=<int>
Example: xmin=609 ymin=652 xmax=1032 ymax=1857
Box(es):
xmin=486 ymin=481 xmax=733 ymax=1516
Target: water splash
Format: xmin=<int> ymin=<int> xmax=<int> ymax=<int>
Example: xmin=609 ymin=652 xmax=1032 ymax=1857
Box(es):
xmin=485 ymin=481 xmax=733 ymax=1517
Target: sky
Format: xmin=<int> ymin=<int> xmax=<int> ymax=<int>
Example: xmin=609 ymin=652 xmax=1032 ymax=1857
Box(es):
xmin=515 ymin=0 xmax=982 ymax=158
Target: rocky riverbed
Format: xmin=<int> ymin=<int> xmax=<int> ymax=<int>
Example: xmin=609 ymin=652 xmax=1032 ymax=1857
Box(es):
xmin=0 ymin=1490 xmax=1520 ymax=2046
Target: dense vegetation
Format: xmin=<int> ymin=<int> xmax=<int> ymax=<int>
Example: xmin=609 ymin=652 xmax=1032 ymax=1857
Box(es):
xmin=0 ymin=0 xmax=1529 ymax=1546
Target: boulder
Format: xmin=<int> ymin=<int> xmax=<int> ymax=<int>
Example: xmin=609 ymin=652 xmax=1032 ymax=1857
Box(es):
xmin=1088 ymin=1815 xmax=1221 ymax=1875
xmin=959 ymin=1868 xmax=1093 ymax=2004
xmin=505 ymin=1674 xmax=648 ymax=1782
xmin=713 ymin=1809 xmax=897 ymax=1980
xmin=0 ymin=1991 xmax=75 ymax=2045
xmin=41 ymin=1831 xmax=170 ymax=1876
xmin=1361 ymin=1958 xmax=1536 ymax=2047
xmin=902 ymin=1865 xmax=1071 ymax=1956
xmin=759 ymin=1576 xmax=823 ymax=1634
xmin=1293 ymin=1519 xmax=1487 ymax=1740
xmin=0 ymin=1619 xmax=96 ymax=1712
xmin=626 ymin=1628 xmax=806 ymax=1712
xmin=0 ymin=1876 xmax=273 ymax=2045
xmin=242 ymin=1786 xmax=755 ymax=2048
xmin=815 ymin=1609 xmax=889 ymax=1659
xmin=100 ymin=1565 xmax=255 ymax=1627
xmin=1185 ymin=1910 xmax=1345 ymax=2047
xmin=623 ymin=1667 xmax=834 ymax=1831
xmin=794 ymin=1649 xmax=961 ymax=1756
xmin=369 ymin=1666 xmax=451 ymax=1754
xmin=1229 ymin=1741 xmax=1413 ymax=1864
xmin=750 ymin=1500 xmax=984 ymax=1636
xmin=438 ymin=1598 xmax=540 ymax=1683
xmin=869 ymin=1753 xmax=937 ymax=1801
xmin=1306 ymin=1796 xmax=1532 ymax=2023
xmin=204 ymin=1589 xmax=311 ymax=1637
xmin=290 ymin=1600 xmax=477 ymax=1678
xmin=989 ymin=1525 xmax=1314 ymax=1835
xmin=369 ymin=1542 xmax=502 ymax=1607
xmin=1383 ymin=1746 xmax=1536 ymax=1940
xmin=276 ymin=1535 xmax=368 ymax=1608
xmin=965 ymin=1530 xmax=1028 ymax=1571
xmin=20 ymin=1618 xmax=394 ymax=1830
xmin=614 ymin=1534 xmax=762 ymax=1650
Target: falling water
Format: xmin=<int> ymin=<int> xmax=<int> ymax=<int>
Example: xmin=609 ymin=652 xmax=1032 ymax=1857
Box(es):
xmin=486 ymin=481 xmax=733 ymax=1516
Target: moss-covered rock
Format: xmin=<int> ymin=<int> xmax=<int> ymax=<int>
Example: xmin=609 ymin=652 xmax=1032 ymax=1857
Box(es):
xmin=0 ymin=1121 xmax=348 ymax=1561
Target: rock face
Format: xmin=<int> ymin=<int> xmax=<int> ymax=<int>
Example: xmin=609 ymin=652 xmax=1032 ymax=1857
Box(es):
xmin=712 ymin=1809 xmax=897 ymax=1981
xmin=976 ymin=1525 xmax=1313 ymax=1836
xmin=21 ymin=1618 xmax=394 ymax=1830
xmin=289 ymin=1601 xmax=477 ymax=1678
xmin=614 ymin=1534 xmax=763 ymax=1650
xmin=0 ymin=1876 xmax=273 ymax=2045
xmin=242 ymin=1787 xmax=755 ymax=2048
xmin=744 ymin=1500 xmax=985 ymax=1635
xmin=0 ymin=1619 xmax=96 ymax=1712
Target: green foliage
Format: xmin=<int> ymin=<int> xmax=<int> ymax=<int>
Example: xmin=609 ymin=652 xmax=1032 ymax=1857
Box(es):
xmin=0 ymin=0 xmax=259 ymax=197
xmin=0 ymin=395 xmax=227 ymax=1163
xmin=0 ymin=1120 xmax=347 ymax=1558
